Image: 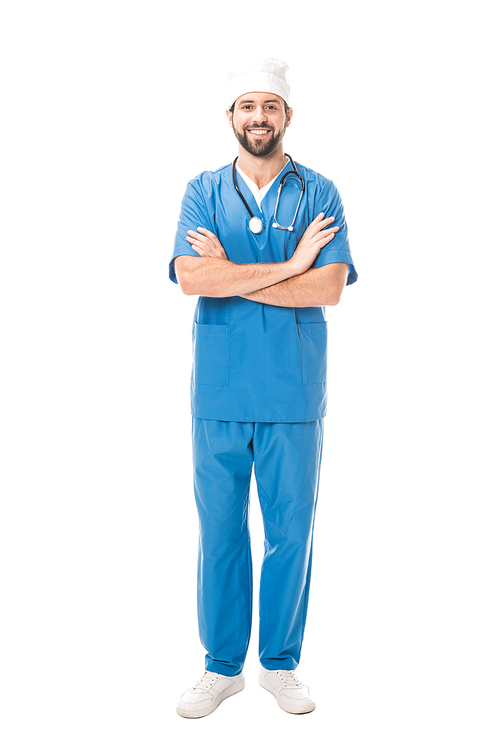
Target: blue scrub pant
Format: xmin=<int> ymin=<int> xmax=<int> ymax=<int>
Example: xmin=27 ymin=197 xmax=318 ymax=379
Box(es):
xmin=192 ymin=417 xmax=324 ymax=677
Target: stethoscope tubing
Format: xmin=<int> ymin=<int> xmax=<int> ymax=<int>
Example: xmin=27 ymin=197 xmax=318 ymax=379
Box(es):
xmin=232 ymin=158 xmax=256 ymax=222
xmin=232 ymin=153 xmax=305 ymax=234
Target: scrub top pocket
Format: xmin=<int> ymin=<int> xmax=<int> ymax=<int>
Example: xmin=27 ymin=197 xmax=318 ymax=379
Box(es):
xmin=298 ymin=322 xmax=328 ymax=385
xmin=193 ymin=322 xmax=231 ymax=386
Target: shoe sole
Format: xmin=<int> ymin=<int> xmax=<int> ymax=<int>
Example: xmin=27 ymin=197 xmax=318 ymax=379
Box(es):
xmin=259 ymin=679 xmax=316 ymax=715
xmin=176 ymin=678 xmax=245 ymax=719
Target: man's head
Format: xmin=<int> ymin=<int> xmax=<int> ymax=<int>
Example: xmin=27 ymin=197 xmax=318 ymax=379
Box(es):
xmin=227 ymin=93 xmax=292 ymax=157
xmin=226 ymin=58 xmax=293 ymax=158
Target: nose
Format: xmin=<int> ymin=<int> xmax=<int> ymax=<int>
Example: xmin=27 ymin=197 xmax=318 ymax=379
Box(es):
xmin=253 ymin=106 xmax=268 ymax=122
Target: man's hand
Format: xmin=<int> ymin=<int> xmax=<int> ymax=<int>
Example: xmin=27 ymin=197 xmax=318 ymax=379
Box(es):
xmin=186 ymin=227 xmax=228 ymax=260
xmin=289 ymin=213 xmax=339 ymax=275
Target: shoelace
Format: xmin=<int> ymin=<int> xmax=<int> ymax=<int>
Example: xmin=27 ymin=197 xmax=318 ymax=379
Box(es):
xmin=278 ymin=670 xmax=303 ymax=688
xmin=194 ymin=671 xmax=218 ymax=692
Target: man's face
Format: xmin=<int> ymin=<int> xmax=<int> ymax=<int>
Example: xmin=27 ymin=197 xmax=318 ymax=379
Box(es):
xmin=227 ymin=92 xmax=292 ymax=158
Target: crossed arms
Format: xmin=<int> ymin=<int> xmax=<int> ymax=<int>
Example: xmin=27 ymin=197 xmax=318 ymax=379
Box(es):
xmin=174 ymin=213 xmax=349 ymax=308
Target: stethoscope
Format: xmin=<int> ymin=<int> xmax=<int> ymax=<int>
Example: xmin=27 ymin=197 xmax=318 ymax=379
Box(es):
xmin=232 ymin=153 xmax=305 ymax=235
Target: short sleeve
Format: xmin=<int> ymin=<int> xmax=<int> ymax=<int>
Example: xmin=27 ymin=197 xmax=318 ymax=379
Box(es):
xmin=169 ymin=179 xmax=215 ymax=284
xmin=309 ymin=179 xmax=358 ymax=286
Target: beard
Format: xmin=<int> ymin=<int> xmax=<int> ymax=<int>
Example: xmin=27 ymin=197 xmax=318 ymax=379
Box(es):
xmin=232 ymin=121 xmax=287 ymax=157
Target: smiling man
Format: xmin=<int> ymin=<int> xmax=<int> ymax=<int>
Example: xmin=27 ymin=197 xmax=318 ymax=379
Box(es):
xmin=169 ymin=58 xmax=357 ymax=718
xmin=231 ymin=95 xmax=289 ymax=157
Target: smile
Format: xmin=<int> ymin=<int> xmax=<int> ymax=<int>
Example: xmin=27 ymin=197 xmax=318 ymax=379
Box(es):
xmin=247 ymin=129 xmax=271 ymax=137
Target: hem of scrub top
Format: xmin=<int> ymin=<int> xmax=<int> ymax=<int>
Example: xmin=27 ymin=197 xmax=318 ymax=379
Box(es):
xmin=190 ymin=412 xmax=327 ymax=423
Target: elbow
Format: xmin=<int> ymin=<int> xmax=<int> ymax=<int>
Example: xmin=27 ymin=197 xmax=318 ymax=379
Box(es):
xmin=326 ymin=281 xmax=347 ymax=306
xmin=174 ymin=257 xmax=199 ymax=296
xmin=326 ymin=290 xmax=342 ymax=306
xmin=177 ymin=271 xmax=196 ymax=296
xmin=323 ymin=264 xmax=349 ymax=306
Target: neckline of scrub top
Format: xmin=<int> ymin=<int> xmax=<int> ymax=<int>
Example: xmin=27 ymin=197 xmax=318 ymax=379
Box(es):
xmin=235 ymin=158 xmax=290 ymax=213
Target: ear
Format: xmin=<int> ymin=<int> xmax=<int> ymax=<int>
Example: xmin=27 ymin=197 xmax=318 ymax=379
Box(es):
xmin=226 ymin=109 xmax=233 ymax=126
xmin=286 ymin=107 xmax=293 ymax=127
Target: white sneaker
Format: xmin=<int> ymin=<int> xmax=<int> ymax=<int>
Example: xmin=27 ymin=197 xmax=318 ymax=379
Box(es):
xmin=259 ymin=666 xmax=316 ymax=714
xmin=176 ymin=670 xmax=245 ymax=718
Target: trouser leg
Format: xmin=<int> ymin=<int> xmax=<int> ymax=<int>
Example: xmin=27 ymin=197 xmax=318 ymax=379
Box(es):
xmin=192 ymin=417 xmax=254 ymax=677
xmin=253 ymin=419 xmax=324 ymax=671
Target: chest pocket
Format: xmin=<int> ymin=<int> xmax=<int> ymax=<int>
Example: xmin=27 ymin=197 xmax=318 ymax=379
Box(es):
xmin=298 ymin=322 xmax=327 ymax=384
xmin=193 ymin=323 xmax=230 ymax=386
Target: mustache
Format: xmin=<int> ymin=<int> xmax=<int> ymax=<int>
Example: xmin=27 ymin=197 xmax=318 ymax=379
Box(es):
xmin=244 ymin=124 xmax=273 ymax=131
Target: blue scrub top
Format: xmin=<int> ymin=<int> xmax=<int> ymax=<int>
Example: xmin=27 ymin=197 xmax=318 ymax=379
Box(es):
xmin=169 ymin=160 xmax=357 ymax=422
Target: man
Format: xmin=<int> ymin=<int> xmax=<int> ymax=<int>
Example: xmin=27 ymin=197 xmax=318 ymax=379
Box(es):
xmin=170 ymin=58 xmax=357 ymax=718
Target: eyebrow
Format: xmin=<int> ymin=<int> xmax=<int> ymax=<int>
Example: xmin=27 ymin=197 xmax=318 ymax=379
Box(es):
xmin=239 ymin=98 xmax=281 ymax=105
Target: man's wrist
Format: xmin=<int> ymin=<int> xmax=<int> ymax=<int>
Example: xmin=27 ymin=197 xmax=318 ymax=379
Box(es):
xmin=284 ymin=258 xmax=304 ymax=278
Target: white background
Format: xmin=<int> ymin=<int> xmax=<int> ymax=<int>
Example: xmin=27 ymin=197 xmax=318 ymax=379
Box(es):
xmin=1 ymin=0 xmax=499 ymax=747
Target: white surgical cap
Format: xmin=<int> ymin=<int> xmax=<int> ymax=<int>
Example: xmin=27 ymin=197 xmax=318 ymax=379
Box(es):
xmin=227 ymin=57 xmax=291 ymax=109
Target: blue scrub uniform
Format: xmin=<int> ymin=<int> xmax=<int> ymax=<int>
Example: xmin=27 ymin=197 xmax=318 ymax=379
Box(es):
xmin=170 ymin=161 xmax=357 ymax=676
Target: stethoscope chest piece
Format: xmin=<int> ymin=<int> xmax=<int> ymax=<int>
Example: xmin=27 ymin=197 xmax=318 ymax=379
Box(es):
xmin=249 ymin=216 xmax=263 ymax=234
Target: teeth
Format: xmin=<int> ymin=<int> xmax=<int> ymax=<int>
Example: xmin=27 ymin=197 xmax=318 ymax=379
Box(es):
xmin=249 ymin=129 xmax=269 ymax=135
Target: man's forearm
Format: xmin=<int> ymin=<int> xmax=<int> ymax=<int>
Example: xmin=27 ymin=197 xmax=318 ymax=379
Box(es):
xmin=176 ymin=256 xmax=301 ymax=297
xmin=240 ymin=264 xmax=349 ymax=307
